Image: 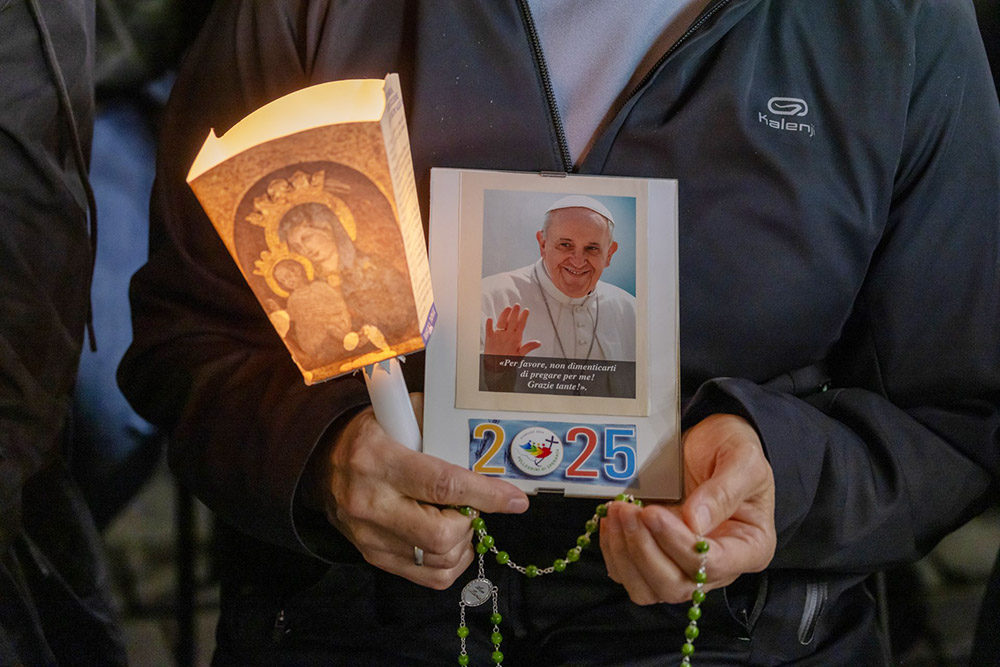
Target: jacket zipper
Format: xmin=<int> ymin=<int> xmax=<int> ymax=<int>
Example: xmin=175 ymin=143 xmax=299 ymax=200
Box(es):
xmin=515 ymin=0 xmax=574 ymax=173
xmin=615 ymin=0 xmax=734 ymax=121
xmin=798 ymin=581 xmax=827 ymax=645
xmin=272 ymin=609 xmax=288 ymax=643
xmin=516 ymin=0 xmax=735 ymax=173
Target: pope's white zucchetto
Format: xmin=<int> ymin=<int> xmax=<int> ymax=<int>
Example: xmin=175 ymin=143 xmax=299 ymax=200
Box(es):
xmin=544 ymin=195 xmax=615 ymax=229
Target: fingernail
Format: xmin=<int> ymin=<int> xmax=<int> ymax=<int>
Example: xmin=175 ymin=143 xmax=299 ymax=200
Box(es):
xmin=507 ymin=496 xmax=529 ymax=513
xmin=695 ymin=505 xmax=711 ymax=535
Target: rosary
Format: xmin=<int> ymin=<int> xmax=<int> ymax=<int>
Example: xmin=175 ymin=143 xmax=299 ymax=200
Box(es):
xmin=454 ymin=495 xmax=710 ymax=665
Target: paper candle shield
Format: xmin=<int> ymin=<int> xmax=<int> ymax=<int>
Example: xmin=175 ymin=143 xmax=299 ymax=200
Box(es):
xmin=187 ymin=75 xmax=435 ymax=385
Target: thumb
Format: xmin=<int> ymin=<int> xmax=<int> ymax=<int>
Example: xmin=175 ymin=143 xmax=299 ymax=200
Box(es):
xmin=391 ymin=446 xmax=530 ymax=515
xmin=683 ymin=468 xmax=742 ymax=537
xmin=680 ymin=420 xmax=772 ymax=536
xmin=518 ymin=340 xmax=542 ymax=355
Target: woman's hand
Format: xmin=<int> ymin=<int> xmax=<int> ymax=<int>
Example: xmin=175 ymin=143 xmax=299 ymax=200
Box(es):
xmin=302 ymin=394 xmax=530 ymax=589
xmin=601 ymin=414 xmax=776 ymax=604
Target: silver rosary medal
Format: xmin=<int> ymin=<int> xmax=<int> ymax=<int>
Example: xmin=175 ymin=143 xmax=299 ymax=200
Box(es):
xmin=461 ymin=577 xmax=494 ymax=607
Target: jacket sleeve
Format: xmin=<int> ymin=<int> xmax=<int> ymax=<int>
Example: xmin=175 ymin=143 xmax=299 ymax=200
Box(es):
xmin=0 ymin=1 xmax=95 ymax=551
xmin=684 ymin=0 xmax=1000 ymax=573
xmin=117 ymin=0 xmax=377 ymax=560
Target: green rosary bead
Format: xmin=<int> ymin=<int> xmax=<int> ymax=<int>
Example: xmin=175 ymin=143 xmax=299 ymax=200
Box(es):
xmin=595 ymin=503 xmax=608 ymax=517
xmin=471 ymin=517 xmax=486 ymax=531
xmin=457 ymin=626 xmax=470 ymax=639
xmin=525 ymin=564 xmax=538 ymax=578
xmin=553 ymin=558 xmax=567 ymax=572
xmin=491 ymin=649 xmax=504 ymax=663
xmin=576 ymin=534 xmax=591 ymax=548
xmin=476 ymin=541 xmax=490 ymax=554
xmin=679 ymin=533 xmax=709 ymax=662
xmin=480 ymin=535 xmax=495 ymax=549
xmin=615 ymin=493 xmax=628 ymax=501
xmin=495 ymin=550 xmax=510 ymax=565
xmin=458 ymin=654 xmax=470 ymax=666
xmin=490 ymin=612 xmax=502 ymax=625
xmin=491 ymin=631 xmax=503 ymax=645
xmin=566 ymin=548 xmax=580 ymax=562
xmin=585 ymin=519 xmax=598 ymax=533
xmin=459 ymin=507 xmax=472 ymax=516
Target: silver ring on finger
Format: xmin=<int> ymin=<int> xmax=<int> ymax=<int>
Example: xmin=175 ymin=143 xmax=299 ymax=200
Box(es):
xmin=413 ymin=546 xmax=425 ymax=567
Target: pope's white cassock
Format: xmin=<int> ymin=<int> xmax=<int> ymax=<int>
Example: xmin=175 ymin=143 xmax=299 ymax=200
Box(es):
xmin=480 ymin=259 xmax=636 ymax=362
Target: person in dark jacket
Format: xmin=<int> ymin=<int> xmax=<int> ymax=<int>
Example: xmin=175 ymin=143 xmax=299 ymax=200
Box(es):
xmin=0 ymin=0 xmax=128 ymax=664
xmin=119 ymin=1 xmax=1000 ymax=665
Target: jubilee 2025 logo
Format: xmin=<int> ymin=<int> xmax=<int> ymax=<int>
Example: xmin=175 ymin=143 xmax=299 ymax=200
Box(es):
xmin=509 ymin=427 xmax=564 ymax=477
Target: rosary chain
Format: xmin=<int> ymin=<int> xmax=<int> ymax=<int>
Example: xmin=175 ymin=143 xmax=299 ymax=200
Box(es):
xmin=456 ymin=495 xmax=711 ymax=665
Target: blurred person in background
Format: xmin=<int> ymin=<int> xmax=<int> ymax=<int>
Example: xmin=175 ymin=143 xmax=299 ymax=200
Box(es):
xmin=0 ymin=0 xmax=127 ymax=664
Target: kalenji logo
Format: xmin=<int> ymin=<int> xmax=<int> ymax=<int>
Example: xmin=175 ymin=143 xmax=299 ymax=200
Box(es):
xmin=759 ymin=96 xmax=815 ymax=137
xmin=767 ymin=97 xmax=809 ymax=116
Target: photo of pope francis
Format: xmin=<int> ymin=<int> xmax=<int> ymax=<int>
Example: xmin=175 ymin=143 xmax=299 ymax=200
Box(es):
xmin=480 ymin=194 xmax=636 ymax=363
